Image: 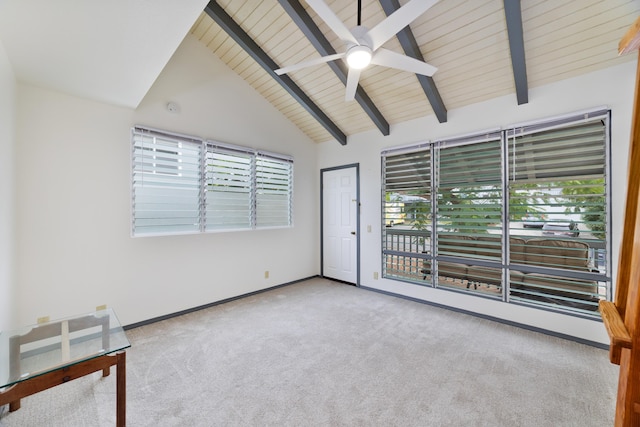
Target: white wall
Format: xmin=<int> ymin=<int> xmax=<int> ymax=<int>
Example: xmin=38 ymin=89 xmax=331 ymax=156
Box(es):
xmin=0 ymin=39 xmax=16 ymax=331
xmin=14 ymin=35 xmax=319 ymax=327
xmin=317 ymin=61 xmax=636 ymax=344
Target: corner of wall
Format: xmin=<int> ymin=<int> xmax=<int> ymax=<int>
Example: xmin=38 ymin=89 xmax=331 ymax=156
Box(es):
xmin=0 ymin=37 xmax=17 ymax=331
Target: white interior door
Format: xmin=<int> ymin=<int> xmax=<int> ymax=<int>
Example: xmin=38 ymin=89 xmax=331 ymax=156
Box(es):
xmin=322 ymin=167 xmax=358 ymax=284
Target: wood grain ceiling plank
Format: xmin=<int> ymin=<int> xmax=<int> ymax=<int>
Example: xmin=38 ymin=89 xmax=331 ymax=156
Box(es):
xmin=237 ymin=0 xmax=274 ymax=26
xmin=522 ymin=0 xmax=602 ymax=34
xmin=360 ymin=68 xmax=417 ymax=94
xmin=416 ymin=30 xmax=505 ymax=82
xmin=189 ymin=13 xmax=208 ymax=38
xmin=233 ymin=54 xmax=262 ymax=76
xmin=410 ymin=0 xmax=470 ymax=27
xmin=285 ymin=73 xmax=343 ymax=101
xmin=528 ymin=55 xmax=633 ymax=90
xmin=441 ymin=79 xmax=512 ymax=101
xmin=206 ymin=24 xmax=231 ymax=50
xmin=215 ymin=0 xmax=250 ymax=17
xmin=225 ymin=46 xmax=252 ymax=69
xmin=231 ymin=0 xmax=269 ymax=26
xmin=411 ymin=0 xmax=500 ymax=48
xmin=446 ymin=80 xmax=512 ymax=102
xmin=384 ymin=104 xmax=434 ymax=123
xmin=421 ymin=31 xmax=509 ymax=79
xmin=260 ymin=24 xmax=302 ymax=54
xmin=525 ymin=2 xmax=637 ymax=47
xmin=358 ymin=67 xmax=408 ymax=87
xmin=268 ymin=87 xmax=303 ymax=107
xmin=411 ymin=0 xmax=495 ymax=39
xmin=436 ymin=52 xmax=509 ymax=82
xmin=442 ymin=66 xmax=513 ymax=96
xmin=195 ymin=19 xmax=224 ymax=46
xmin=422 ymin=9 xmax=505 ymax=57
xmin=244 ymin=3 xmax=288 ymax=41
xmin=527 ymin=32 xmax=626 ymax=67
xmin=437 ymin=67 xmax=513 ymax=99
xmin=528 ymin=41 xmax=633 ymax=82
xmin=213 ymin=36 xmax=241 ymax=60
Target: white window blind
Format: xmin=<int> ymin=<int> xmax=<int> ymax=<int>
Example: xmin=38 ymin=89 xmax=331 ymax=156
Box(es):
xmin=206 ymin=147 xmax=253 ymax=231
xmin=131 ymin=127 xmax=293 ymax=236
xmin=256 ymin=154 xmax=293 ymax=228
xmin=131 ymin=129 xmax=202 ymax=236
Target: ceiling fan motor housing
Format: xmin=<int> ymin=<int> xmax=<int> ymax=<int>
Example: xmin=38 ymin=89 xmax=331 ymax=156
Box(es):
xmin=345 ymin=26 xmax=373 ymax=69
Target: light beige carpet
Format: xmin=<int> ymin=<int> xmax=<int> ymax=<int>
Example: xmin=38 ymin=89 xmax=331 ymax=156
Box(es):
xmin=0 ymin=277 xmax=618 ymax=426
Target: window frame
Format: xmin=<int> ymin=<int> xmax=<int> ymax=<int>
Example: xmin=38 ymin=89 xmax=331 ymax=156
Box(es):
xmin=381 ymin=109 xmax=611 ymax=318
xmin=131 ymin=126 xmax=293 ymax=237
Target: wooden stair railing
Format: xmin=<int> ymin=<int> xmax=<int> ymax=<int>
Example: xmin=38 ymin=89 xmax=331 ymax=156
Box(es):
xmin=600 ymin=15 xmax=640 ymax=427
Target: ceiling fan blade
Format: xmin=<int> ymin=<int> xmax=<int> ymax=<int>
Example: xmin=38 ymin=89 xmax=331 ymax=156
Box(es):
xmin=345 ymin=68 xmax=361 ymax=101
xmin=367 ymin=0 xmax=439 ymax=50
xmin=371 ymin=48 xmax=437 ymax=76
xmin=275 ymin=52 xmax=345 ymax=75
xmin=305 ymin=0 xmax=358 ymax=45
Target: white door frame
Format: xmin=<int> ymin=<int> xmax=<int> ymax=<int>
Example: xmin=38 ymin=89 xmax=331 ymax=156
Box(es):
xmin=320 ymin=164 xmax=360 ymax=286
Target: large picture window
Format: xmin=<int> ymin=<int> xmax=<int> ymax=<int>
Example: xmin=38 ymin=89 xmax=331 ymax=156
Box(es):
xmin=382 ymin=110 xmax=611 ymax=317
xmin=132 ymin=127 xmax=293 ymax=236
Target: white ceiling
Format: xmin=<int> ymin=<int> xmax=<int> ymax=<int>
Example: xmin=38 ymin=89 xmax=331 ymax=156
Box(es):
xmin=0 ymin=0 xmax=208 ymax=108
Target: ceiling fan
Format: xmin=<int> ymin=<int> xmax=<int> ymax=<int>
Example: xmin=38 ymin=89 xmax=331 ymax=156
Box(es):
xmin=275 ymin=0 xmax=439 ymax=101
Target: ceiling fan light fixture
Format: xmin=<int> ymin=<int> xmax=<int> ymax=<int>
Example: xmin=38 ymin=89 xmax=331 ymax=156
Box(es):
xmin=346 ymin=45 xmax=372 ymax=69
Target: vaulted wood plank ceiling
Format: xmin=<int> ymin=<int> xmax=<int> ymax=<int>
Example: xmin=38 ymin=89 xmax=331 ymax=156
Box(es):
xmin=191 ymin=0 xmax=640 ymax=144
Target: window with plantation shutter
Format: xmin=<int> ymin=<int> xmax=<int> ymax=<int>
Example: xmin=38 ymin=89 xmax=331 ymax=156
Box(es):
xmin=131 ymin=126 xmax=293 ymax=236
xmin=131 ymin=128 xmax=202 ymax=236
xmin=380 ymin=109 xmax=611 ymax=318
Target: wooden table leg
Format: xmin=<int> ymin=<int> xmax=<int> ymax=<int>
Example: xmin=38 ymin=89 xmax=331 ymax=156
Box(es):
xmin=116 ymin=352 xmax=126 ymax=427
xmin=9 ymin=399 xmax=20 ymax=412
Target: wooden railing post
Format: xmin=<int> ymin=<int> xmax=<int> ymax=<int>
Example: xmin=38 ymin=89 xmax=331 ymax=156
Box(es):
xmin=600 ymin=15 xmax=640 ymax=427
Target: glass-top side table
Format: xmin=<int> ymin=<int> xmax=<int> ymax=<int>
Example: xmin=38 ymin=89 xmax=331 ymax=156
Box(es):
xmin=0 ymin=309 xmax=131 ymax=426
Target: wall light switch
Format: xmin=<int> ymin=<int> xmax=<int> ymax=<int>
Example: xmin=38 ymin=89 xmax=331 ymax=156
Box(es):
xmin=373 ymin=272 xmax=379 ymax=280
xmin=367 ymin=225 xmax=372 ymax=233
xmin=264 ymin=270 xmax=269 ymax=279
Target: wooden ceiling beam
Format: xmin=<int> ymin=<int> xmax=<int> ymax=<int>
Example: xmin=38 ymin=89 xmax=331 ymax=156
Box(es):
xmin=503 ymin=0 xmax=529 ymax=105
xmin=204 ymin=1 xmax=347 ymax=145
xmin=378 ymin=0 xmax=447 ymax=123
xmin=278 ymin=0 xmax=390 ymax=136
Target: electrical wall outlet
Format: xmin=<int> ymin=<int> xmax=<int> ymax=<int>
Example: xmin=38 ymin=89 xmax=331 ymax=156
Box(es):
xmin=373 ymin=272 xmax=379 ymax=280
xmin=37 ymin=316 xmax=50 ymax=324
xmin=96 ymin=304 xmax=107 ymax=311
xmin=264 ymin=270 xmax=269 ymax=279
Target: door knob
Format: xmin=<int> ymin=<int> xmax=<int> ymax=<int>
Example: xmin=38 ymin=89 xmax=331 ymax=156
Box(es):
xmin=351 ymin=231 xmax=356 ymax=235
